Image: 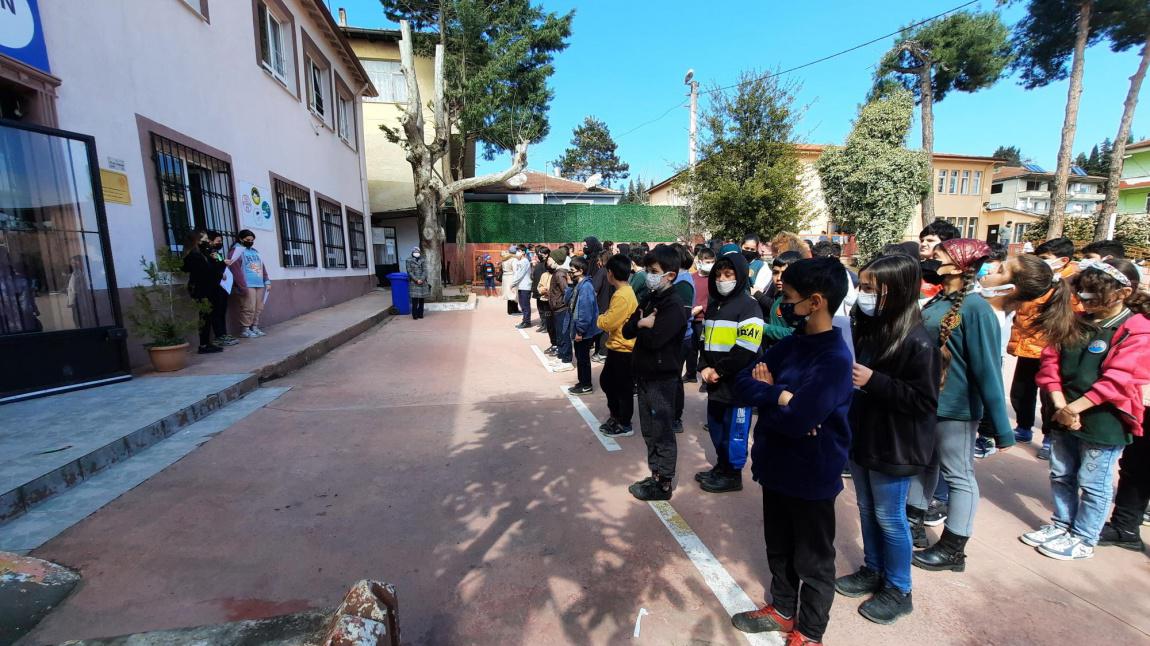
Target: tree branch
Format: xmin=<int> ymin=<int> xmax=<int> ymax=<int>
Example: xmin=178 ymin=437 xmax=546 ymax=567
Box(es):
xmin=398 ymin=20 xmax=426 ymax=152
xmin=442 ymin=141 xmax=529 ymax=197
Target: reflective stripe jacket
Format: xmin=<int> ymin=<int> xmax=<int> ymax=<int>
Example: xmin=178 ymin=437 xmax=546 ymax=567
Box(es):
xmin=700 ymin=253 xmax=764 ymax=405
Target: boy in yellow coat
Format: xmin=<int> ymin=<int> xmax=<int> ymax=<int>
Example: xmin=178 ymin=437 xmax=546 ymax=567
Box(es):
xmin=597 ymin=254 xmax=639 ymax=437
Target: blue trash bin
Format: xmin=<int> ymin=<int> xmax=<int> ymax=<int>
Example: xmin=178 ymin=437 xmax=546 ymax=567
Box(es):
xmin=387 ymin=272 xmax=411 ymax=315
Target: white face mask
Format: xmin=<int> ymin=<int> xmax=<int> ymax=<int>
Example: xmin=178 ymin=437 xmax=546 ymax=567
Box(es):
xmin=645 ymin=272 xmax=667 ymax=292
xmin=716 ymin=280 xmax=737 ymax=296
xmin=1043 ymin=257 xmax=1065 ymax=271
xmin=413 ymin=252 xmax=421 ymax=258
xmin=856 ymin=292 xmax=878 ymax=317
xmin=698 ymin=262 xmax=714 ymax=274
xmin=976 ymin=281 xmax=1015 ymax=298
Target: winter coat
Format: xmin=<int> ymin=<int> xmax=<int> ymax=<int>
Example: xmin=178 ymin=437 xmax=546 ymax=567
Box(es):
xmin=511 ymin=256 xmax=531 ymax=291
xmin=406 ymin=256 xmax=430 ymax=298
xmin=597 ymin=283 xmax=638 ymax=352
xmin=501 ymin=255 xmax=517 ymax=301
xmin=1008 ymin=263 xmax=1079 ymax=359
xmin=623 ymin=286 xmax=688 ymax=381
xmin=699 ymin=253 xmax=764 ymax=404
xmin=183 ymin=248 xmax=224 ymax=300
xmin=548 ymin=267 xmax=570 ymax=312
xmin=568 ymin=276 xmax=601 ymax=340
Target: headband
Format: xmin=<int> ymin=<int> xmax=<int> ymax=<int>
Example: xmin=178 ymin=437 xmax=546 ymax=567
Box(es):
xmin=1077 ymin=259 xmax=1131 ymax=287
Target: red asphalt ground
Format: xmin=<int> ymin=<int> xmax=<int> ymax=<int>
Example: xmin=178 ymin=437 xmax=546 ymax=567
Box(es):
xmin=24 ymin=300 xmax=1150 ymax=645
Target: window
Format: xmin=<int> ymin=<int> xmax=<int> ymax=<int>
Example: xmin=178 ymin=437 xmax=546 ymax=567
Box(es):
xmin=347 ymin=209 xmax=368 ymax=269
xmin=1015 ymin=223 xmax=1029 ymax=240
xmin=949 ymin=170 xmax=958 ymax=194
xmin=967 ymin=217 xmax=978 ymax=238
xmin=180 ymin=0 xmax=209 ymax=19
xmin=972 ymin=171 xmax=982 ymax=195
xmin=273 ymin=178 xmax=316 ymax=267
xmin=335 ymin=76 xmax=356 ymax=145
xmin=1025 ymin=180 xmax=1042 ymax=192
xmin=306 ymin=56 xmax=330 ymax=119
xmin=363 ymin=60 xmax=408 ymax=103
xmin=937 ymin=169 xmax=947 ymax=193
xmin=990 ymin=182 xmax=1003 ymax=194
xmin=151 ymin=133 xmax=238 ymax=252
xmin=961 ymin=170 xmax=970 ymax=195
xmin=257 ymin=2 xmax=290 ymax=84
xmin=317 ymin=198 xmax=347 ymax=269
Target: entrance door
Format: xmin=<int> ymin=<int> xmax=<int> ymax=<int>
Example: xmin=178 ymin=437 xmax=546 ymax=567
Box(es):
xmin=987 ymin=224 xmax=1000 ymax=245
xmin=0 ymin=119 xmax=128 ymax=403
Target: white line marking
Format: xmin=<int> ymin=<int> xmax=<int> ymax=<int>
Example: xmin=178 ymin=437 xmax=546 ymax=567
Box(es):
xmin=519 ymin=329 xmax=530 ymax=339
xmin=530 ymin=345 xmax=556 ymax=372
xmin=633 ymin=607 xmax=649 ymax=638
xmin=648 ymin=501 xmax=780 ymax=646
xmin=559 ymin=385 xmax=621 ymax=452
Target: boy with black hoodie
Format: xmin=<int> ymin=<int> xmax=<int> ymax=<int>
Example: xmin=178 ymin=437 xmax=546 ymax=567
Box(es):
xmin=697 ymin=252 xmax=763 ymax=493
xmin=731 ymin=257 xmax=852 ymax=646
xmin=622 ymin=245 xmax=690 ymax=501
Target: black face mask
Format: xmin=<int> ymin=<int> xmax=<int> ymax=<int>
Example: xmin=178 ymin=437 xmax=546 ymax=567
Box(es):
xmin=241 ymin=240 xmax=254 ymax=248
xmin=920 ymin=259 xmax=945 ymax=285
xmin=742 ymin=249 xmax=758 ymax=263
xmin=779 ymin=298 xmax=809 ymax=333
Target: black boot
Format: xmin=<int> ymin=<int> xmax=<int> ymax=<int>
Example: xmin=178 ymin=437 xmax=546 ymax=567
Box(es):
xmin=913 ymin=528 xmax=968 ymax=572
xmin=1097 ymin=523 xmax=1144 ymax=551
xmin=629 ymin=475 xmax=672 ymax=501
xmin=858 ymin=585 xmax=913 ymax=625
xmin=700 ymin=468 xmax=742 ymax=493
xmin=834 ymin=566 xmax=882 ymax=598
xmin=907 ymin=505 xmax=929 ymax=549
xmin=694 ymin=466 xmax=718 ymax=483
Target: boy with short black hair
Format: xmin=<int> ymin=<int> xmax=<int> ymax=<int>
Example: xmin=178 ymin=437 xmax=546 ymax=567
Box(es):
xmin=731 ymin=257 xmax=853 ymax=646
xmin=622 ymin=245 xmax=690 ymax=501
xmin=597 ymin=254 xmax=639 ymax=437
xmin=918 ymin=220 xmax=959 ymax=300
xmin=480 ymin=254 xmax=497 ymax=297
xmin=1080 ymin=239 xmax=1125 ymax=261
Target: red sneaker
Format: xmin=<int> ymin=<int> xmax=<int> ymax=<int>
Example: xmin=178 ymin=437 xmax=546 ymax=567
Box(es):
xmin=731 ymin=604 xmax=794 ymax=634
xmin=785 ymin=630 xmax=823 ymax=646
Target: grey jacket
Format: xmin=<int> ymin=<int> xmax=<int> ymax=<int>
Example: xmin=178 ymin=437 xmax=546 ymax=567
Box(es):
xmin=406 ymin=257 xmax=429 ymax=298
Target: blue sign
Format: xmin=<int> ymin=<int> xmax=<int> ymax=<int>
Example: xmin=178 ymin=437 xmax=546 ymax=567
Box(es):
xmin=0 ymin=0 xmax=50 ymax=74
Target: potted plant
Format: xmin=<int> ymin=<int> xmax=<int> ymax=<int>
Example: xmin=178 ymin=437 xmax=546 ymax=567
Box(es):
xmin=125 ymin=251 xmax=207 ymax=372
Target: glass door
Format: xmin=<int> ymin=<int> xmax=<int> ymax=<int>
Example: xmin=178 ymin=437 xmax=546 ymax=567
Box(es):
xmin=0 ymin=119 xmax=128 ymax=403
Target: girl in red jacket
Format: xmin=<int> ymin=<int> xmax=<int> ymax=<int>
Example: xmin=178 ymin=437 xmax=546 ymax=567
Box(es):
xmin=1023 ymin=258 xmax=1150 ymax=561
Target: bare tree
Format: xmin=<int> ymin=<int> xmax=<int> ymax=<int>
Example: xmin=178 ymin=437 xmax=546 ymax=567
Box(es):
xmin=384 ymin=20 xmax=527 ymax=300
xmin=1095 ymin=38 xmax=1149 ymax=240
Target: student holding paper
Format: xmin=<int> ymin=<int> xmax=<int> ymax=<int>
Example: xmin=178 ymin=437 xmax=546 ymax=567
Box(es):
xmin=230 ymin=229 xmax=270 ymax=338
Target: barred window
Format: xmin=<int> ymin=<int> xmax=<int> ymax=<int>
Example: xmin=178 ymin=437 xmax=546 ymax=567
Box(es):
xmin=273 ymin=178 xmax=316 ymax=267
xmin=151 ymin=133 xmax=238 ymax=252
xmin=347 ymin=209 xmax=368 ymax=269
xmin=318 ymin=198 xmax=347 ymax=269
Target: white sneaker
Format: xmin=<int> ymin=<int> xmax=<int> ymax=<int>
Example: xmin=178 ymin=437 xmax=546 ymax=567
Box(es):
xmin=1020 ymin=524 xmax=1067 ymax=547
xmin=240 ymin=329 xmax=259 ymax=339
xmin=1037 ymin=533 xmax=1094 ymax=561
xmin=251 ymin=326 xmax=267 ymax=336
xmin=551 ymin=362 xmax=574 ymax=373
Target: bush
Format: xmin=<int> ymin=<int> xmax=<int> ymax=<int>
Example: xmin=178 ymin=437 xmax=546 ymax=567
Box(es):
xmin=126 ymin=251 xmax=208 ymax=347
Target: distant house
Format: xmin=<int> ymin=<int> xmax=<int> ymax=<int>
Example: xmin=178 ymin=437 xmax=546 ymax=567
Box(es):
xmin=465 ymin=170 xmax=621 ymax=205
xmin=1118 ymin=139 xmax=1150 ymax=218
xmin=990 ymin=165 xmax=1106 ymax=217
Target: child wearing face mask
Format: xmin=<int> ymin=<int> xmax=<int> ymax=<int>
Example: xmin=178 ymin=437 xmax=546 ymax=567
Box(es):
xmin=230 ymin=229 xmax=270 ymax=338
xmin=696 ymin=252 xmax=764 ymax=494
xmin=1023 ymin=258 xmax=1150 ymax=561
xmin=684 ymin=248 xmax=716 ymax=382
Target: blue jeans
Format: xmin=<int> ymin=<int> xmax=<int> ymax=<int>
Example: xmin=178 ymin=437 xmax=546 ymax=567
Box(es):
xmin=1049 ymin=430 xmax=1123 ymax=546
xmin=553 ymin=309 xmax=572 ymax=363
xmin=850 ymin=461 xmax=913 ymax=593
xmin=518 ymin=290 xmax=533 ymax=325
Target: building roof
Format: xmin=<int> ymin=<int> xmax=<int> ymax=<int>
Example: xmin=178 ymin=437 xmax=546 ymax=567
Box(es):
xmin=993 ymin=165 xmax=1106 ymax=183
xmin=470 ymin=170 xmax=621 ymax=195
xmin=984 ymin=206 xmax=1044 ymax=220
xmin=304 ymin=1 xmax=378 ymax=96
xmin=1119 ymin=178 xmax=1150 ymax=190
xmin=340 ymin=26 xmax=402 ymax=43
xmin=1126 ymin=139 xmax=1150 ymax=153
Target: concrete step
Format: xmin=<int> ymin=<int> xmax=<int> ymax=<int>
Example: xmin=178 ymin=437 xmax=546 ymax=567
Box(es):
xmin=0 ymin=373 xmax=259 ymax=525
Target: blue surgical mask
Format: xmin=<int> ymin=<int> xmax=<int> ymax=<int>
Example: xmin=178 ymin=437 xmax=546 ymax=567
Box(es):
xmin=856 ymin=292 xmax=878 ymax=317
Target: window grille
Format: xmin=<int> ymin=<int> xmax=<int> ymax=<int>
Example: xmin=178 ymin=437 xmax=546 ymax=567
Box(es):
xmin=273 ymin=178 xmax=316 ymax=267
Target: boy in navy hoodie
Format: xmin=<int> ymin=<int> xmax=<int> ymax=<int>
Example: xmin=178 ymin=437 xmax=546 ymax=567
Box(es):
xmin=731 ymin=257 xmax=852 ymax=646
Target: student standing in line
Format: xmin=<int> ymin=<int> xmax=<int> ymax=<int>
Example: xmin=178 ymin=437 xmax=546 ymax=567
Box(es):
xmin=835 ymin=254 xmax=940 ymax=626
xmin=755 ymin=252 xmax=803 ymax=348
xmin=1023 ymin=258 xmax=1150 ymax=560
xmin=740 ymin=233 xmax=771 ymax=296
xmin=696 ymin=251 xmax=763 ymax=493
xmin=480 ymin=254 xmax=497 ymax=297
xmin=513 ymin=246 xmax=533 ymax=329
xmin=406 ymin=247 xmax=429 ymax=320
xmin=731 ymin=257 xmax=852 ymax=646
xmin=683 ymin=248 xmax=715 ymax=382
xmin=597 ymin=254 xmax=639 ymax=437
xmin=622 ymin=245 xmax=689 ymax=501
xmin=917 ymin=220 xmax=959 ymax=301
xmin=502 ymin=248 xmax=519 ymax=316
xmin=670 ymin=244 xmax=696 ymax=433
xmin=230 ymin=229 xmax=270 ymax=339
xmin=546 ymin=248 xmax=574 ymax=371
xmin=183 ymin=229 xmax=226 ymax=354
xmin=628 ymin=250 xmax=650 ymax=302
xmin=566 ymin=256 xmax=600 ymax=394
xmin=532 ymin=246 xmax=552 ymax=334
xmin=204 ymin=230 xmax=238 ymax=347
xmin=908 ymin=239 xmax=1014 ymax=571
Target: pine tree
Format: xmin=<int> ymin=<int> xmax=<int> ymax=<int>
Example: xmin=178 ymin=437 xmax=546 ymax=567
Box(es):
xmin=553 ymin=116 xmax=630 ymax=184
xmin=992 ymin=145 xmax=1024 ymax=166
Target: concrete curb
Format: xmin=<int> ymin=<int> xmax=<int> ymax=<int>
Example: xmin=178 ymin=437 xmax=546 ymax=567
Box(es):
xmin=255 ymin=309 xmax=393 ymax=382
xmin=424 ymin=293 xmax=477 ymax=312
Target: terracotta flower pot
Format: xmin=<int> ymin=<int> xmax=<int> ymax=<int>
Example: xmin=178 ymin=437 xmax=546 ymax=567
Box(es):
xmin=148 ymin=342 xmax=190 ymax=372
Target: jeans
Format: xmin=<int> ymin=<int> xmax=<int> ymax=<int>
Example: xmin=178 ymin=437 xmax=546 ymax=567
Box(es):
xmin=637 ymin=377 xmax=678 ymax=479
xmin=761 ymin=487 xmax=837 ymax=641
xmin=600 ymin=350 xmax=634 ymax=426
xmin=1110 ymin=420 xmax=1150 ymax=534
xmin=518 ymin=290 xmax=533 ymax=325
xmin=553 ymin=309 xmax=572 ymax=363
xmin=573 ymin=337 xmax=595 ymax=388
xmin=1049 ymin=429 xmax=1123 ymax=545
xmin=909 ymin=419 xmax=979 ymax=537
xmin=850 ymin=462 xmax=913 ymax=594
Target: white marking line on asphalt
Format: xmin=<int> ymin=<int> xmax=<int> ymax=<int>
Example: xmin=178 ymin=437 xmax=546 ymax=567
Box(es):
xmin=559 ymin=385 xmax=622 ymax=452
xmin=530 ymin=344 xmax=556 ymax=372
xmin=633 ymin=607 xmax=649 ymax=638
xmin=519 ymin=329 xmax=530 ymax=339
xmin=648 ymin=501 xmax=780 ymax=646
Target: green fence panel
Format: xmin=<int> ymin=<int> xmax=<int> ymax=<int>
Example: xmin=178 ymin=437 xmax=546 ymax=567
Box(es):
xmin=465 ymin=203 xmax=687 ymax=243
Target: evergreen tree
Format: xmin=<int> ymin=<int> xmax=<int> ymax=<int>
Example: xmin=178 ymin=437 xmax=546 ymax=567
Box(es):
xmin=992 ymin=145 xmax=1025 ymax=166
xmin=553 ymin=116 xmax=630 ymax=184
xmin=1074 ymin=152 xmax=1089 ymax=168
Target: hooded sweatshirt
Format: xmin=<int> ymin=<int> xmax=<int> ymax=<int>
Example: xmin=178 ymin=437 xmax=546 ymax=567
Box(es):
xmin=699 ymin=253 xmax=764 ymax=404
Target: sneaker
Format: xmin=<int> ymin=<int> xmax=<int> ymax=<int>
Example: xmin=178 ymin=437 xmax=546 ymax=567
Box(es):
xmin=568 ymin=385 xmax=593 ymax=396
xmin=699 ymin=470 xmax=742 ymax=493
xmin=784 ymin=632 xmax=822 ymax=646
xmin=834 ymin=566 xmax=882 ymax=598
xmin=694 ymin=467 xmax=718 ymax=483
xmin=682 ymin=373 xmax=696 ymax=383
xmin=842 ymin=466 xmax=852 ymax=478
xmin=1020 ymin=524 xmax=1068 ymax=547
xmin=515 ymin=322 xmax=531 ymax=329
xmin=1014 ymin=426 xmax=1034 ymax=443
xmin=1144 ymin=507 xmax=1150 ymax=526
xmin=974 ymin=436 xmax=997 ymax=459
xmin=544 ymin=346 xmax=558 ymax=355
xmin=551 ymin=362 xmax=574 ymax=373
xmin=603 ymin=423 xmax=634 ymax=438
xmin=197 ymin=344 xmax=223 ymax=354
xmin=598 ymin=418 xmax=618 ymax=434
xmin=671 ymin=419 xmax=684 ymax=434
xmin=591 ymin=353 xmax=606 ymax=363
xmin=1037 ymin=437 xmax=1052 ymax=461
xmin=1037 ymin=533 xmax=1094 ymax=561
xmin=251 ymin=326 xmax=267 ymax=337
xmin=924 ymin=500 xmax=948 ymax=527
xmin=216 ymin=335 xmax=239 ymax=346
xmin=241 ymin=329 xmax=259 ymax=338
xmin=858 ymin=586 xmax=913 ymax=625
xmin=628 ymin=477 xmax=672 ymax=501
xmin=731 ymin=604 xmax=794 ymax=634
xmin=1097 ymin=523 xmax=1144 ymax=551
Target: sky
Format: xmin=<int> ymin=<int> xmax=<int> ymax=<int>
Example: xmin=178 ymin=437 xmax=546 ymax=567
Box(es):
xmin=329 ymin=0 xmax=1149 ymax=187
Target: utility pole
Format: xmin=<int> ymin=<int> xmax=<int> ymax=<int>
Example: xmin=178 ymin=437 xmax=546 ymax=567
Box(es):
xmin=685 ymin=69 xmax=698 ymax=168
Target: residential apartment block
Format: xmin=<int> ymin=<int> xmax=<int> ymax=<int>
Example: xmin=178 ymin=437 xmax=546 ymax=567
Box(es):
xmin=1118 ymin=139 xmax=1150 ymax=217
xmin=990 ymin=165 xmax=1106 ymax=216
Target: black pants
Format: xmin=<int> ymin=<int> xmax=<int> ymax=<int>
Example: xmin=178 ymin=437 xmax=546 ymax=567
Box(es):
xmin=518 ymin=290 xmax=532 ymax=325
xmin=574 ymin=337 xmax=595 ymax=388
xmin=196 ymin=298 xmax=212 ymax=347
xmin=594 ymin=330 xmax=606 ymax=356
xmin=761 ymin=487 xmax=838 ymax=641
xmin=208 ymin=288 xmax=228 ymax=337
xmin=507 ymin=297 xmax=519 ymax=315
xmin=637 ymin=376 xmax=678 ymax=479
xmin=1010 ymin=357 xmax=1051 ymax=433
xmin=1110 ymin=416 xmax=1150 ymax=534
xmin=684 ymin=320 xmax=703 ymax=378
xmin=411 ymin=297 xmax=425 ymax=319
xmin=541 ymin=301 xmax=557 ymax=345
xmin=600 ymin=349 xmax=635 ymax=426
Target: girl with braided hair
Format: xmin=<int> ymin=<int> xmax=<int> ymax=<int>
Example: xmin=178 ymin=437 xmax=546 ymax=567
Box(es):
xmin=907 ymin=239 xmax=1014 ymax=573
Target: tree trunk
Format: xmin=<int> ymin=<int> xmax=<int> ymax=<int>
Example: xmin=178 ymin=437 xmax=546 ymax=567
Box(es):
xmin=416 ymin=183 xmax=445 ymax=302
xmin=451 ymin=191 xmax=468 ymax=286
xmin=918 ymin=66 xmax=936 ymax=227
xmin=1048 ymin=0 xmax=1093 ymax=240
xmin=1094 ymin=33 xmax=1150 ymax=241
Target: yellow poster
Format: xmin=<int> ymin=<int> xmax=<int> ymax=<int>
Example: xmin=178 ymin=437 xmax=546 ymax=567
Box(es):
xmin=100 ymin=168 xmax=131 ymax=205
